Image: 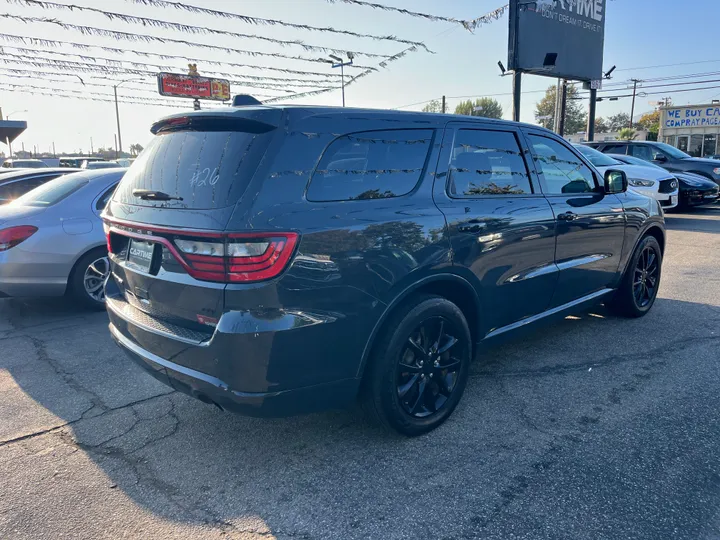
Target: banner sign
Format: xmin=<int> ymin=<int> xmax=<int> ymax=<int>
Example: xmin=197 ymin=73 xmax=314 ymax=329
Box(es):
xmin=157 ymin=72 xmax=231 ymax=101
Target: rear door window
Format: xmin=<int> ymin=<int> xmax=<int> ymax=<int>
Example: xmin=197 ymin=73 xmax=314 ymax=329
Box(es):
xmin=603 ymin=143 xmax=628 ymax=155
xmin=0 ymin=176 xmax=57 ymax=204
xmin=306 ymin=130 xmax=433 ymax=201
xmin=629 ymin=144 xmax=654 ymax=161
xmin=448 ymin=129 xmax=533 ymax=197
xmin=113 ymin=129 xmax=273 ymax=209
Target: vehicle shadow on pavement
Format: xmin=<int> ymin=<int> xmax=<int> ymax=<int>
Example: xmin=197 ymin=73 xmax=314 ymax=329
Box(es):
xmin=2 ymin=295 xmax=720 ymax=538
xmin=665 ymin=205 xmax=720 ymax=234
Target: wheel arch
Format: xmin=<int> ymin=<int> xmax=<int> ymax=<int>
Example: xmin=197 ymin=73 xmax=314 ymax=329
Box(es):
xmin=357 ymin=273 xmax=481 ymax=379
xmin=65 ymin=242 xmax=108 ymax=292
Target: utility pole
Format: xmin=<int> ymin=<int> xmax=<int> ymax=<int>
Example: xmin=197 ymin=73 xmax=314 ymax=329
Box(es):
xmin=629 ymin=79 xmax=641 ymax=128
xmin=52 ymin=141 xmax=56 ymax=157
xmin=442 ymin=95 xmax=446 ymax=114
xmin=586 ymin=88 xmax=597 ymax=142
xmin=114 ymin=134 xmax=118 ymax=159
xmin=325 ymin=54 xmax=354 ymax=107
xmin=113 ymin=78 xmax=142 ymax=157
xmin=90 ymin=137 xmax=94 ymax=155
xmin=553 ymin=79 xmax=563 ymax=133
xmin=557 ymin=80 xmax=568 ymax=136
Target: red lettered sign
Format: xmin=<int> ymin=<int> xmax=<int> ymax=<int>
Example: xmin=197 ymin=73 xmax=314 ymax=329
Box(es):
xmin=157 ymin=72 xmax=231 ymax=101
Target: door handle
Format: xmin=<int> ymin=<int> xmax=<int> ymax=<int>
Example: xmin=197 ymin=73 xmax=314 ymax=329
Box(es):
xmin=557 ymin=212 xmax=577 ymax=221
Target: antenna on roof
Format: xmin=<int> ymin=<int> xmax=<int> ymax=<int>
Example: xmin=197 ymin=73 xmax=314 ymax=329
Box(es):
xmin=232 ymin=95 xmax=263 ymax=107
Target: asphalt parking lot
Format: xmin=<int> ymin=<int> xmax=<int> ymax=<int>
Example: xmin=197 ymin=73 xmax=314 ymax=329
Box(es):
xmin=1 ymin=206 xmax=719 ymax=540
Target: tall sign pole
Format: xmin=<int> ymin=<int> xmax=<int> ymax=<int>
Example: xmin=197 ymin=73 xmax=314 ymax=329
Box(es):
xmin=509 ymin=0 xmax=522 ymax=122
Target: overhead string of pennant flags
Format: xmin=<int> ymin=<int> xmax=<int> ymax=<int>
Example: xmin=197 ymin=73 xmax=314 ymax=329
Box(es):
xmin=0 ymin=0 xmax=509 ymax=108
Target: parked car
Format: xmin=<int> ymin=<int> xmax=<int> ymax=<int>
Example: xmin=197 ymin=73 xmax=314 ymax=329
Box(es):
xmin=103 ymin=106 xmax=665 ymax=436
xmin=609 ymin=154 xmax=719 ymax=208
xmin=0 ymin=169 xmax=123 ymax=308
xmin=585 ymin=140 xmax=720 ymax=186
xmin=1 ymin=158 xmax=49 ymax=169
xmin=59 ymin=156 xmax=105 ymax=168
xmin=83 ymin=160 xmax=121 ymax=170
xmin=574 ymin=144 xmax=679 ymax=209
xmin=0 ymin=168 xmax=81 ymax=205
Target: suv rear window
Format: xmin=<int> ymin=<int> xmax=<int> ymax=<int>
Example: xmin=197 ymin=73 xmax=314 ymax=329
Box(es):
xmin=113 ymin=129 xmax=272 ymax=209
xmin=307 ymin=129 xmax=433 ymax=201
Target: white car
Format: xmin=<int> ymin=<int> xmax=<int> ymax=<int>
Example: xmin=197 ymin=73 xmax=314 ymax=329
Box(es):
xmin=575 ymin=144 xmax=679 ymax=210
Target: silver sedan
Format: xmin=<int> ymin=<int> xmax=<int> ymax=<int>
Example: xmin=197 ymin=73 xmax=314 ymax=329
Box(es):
xmin=0 ymin=169 xmax=125 ymax=309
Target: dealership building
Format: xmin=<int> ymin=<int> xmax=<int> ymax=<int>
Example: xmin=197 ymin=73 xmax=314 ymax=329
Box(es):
xmin=659 ymin=103 xmax=720 ymax=157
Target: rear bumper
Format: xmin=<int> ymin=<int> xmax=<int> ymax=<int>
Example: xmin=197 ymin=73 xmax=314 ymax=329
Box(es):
xmin=110 ymin=323 xmax=360 ymax=417
xmin=0 ymin=276 xmax=67 ymax=297
xmin=0 ymin=252 xmax=69 ymax=297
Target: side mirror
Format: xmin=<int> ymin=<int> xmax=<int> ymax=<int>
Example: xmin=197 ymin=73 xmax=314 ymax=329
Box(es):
xmin=604 ymin=169 xmax=628 ymax=194
xmin=653 ymin=153 xmax=667 ymax=162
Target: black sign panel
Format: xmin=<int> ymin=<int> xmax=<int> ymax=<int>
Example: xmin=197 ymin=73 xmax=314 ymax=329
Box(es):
xmin=508 ymin=0 xmax=606 ymax=82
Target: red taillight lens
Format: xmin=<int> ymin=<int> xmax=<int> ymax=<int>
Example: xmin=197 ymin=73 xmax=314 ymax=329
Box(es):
xmin=0 ymin=225 xmax=38 ymax=252
xmin=102 ymin=221 xmax=112 ymax=253
xmin=172 ymin=233 xmax=298 ymax=283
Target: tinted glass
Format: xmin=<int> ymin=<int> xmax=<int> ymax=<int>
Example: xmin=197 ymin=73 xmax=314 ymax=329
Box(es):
xmin=12 ymin=174 xmax=89 ymax=207
xmin=602 ymin=143 xmax=628 ymax=154
xmin=307 ymin=130 xmax=433 ymax=201
xmin=528 ymin=135 xmax=596 ymax=194
xmin=574 ymin=144 xmax=621 ymax=167
xmin=689 ymin=135 xmax=703 ymax=157
xmin=114 ymin=130 xmax=272 ymax=209
xmin=0 ymin=177 xmax=57 ymax=204
xmin=448 ymin=130 xmax=532 ymax=197
xmin=703 ymin=135 xmax=717 ymax=158
xmin=96 ymin=183 xmax=118 ymax=211
xmin=677 ymin=137 xmax=689 ymax=153
xmin=630 ymin=144 xmax=655 ymax=161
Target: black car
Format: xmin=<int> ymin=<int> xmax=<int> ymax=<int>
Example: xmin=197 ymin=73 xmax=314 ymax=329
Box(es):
xmin=609 ymin=154 xmax=719 ymax=208
xmin=585 ymin=140 xmax=720 ymax=186
xmin=0 ymin=168 xmax=81 ymax=204
xmin=103 ymin=105 xmax=665 ymax=436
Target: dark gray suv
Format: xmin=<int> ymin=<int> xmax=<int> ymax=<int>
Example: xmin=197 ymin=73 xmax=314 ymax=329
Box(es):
xmin=103 ymin=105 xmax=665 ymax=435
xmin=585 ymin=140 xmax=720 ymax=186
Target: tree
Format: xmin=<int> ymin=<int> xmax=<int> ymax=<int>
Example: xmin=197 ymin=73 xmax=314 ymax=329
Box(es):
xmin=637 ymin=111 xmax=659 ymax=131
xmin=607 ymin=112 xmax=631 ymax=132
xmin=594 ymin=117 xmax=609 ymax=134
xmin=534 ymin=84 xmax=587 ymax=134
xmin=617 ymin=128 xmax=637 ymax=141
xmin=454 ymin=98 xmax=503 ymax=119
xmin=129 ymin=143 xmax=144 ymax=156
xmin=421 ymin=99 xmax=443 ymax=113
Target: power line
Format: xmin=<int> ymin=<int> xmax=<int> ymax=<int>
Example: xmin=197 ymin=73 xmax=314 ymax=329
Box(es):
xmin=7 ymin=0 xmax=406 ymax=57
xmin=125 ymin=0 xmax=428 ymax=49
xmin=0 ymin=34 xmax=344 ymax=80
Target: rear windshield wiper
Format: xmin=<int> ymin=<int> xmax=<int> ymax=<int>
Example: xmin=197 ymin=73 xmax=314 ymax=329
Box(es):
xmin=132 ymin=189 xmax=183 ymax=201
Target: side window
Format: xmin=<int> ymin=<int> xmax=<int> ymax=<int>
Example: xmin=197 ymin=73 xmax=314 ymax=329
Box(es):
xmin=0 ymin=177 xmax=52 ymax=203
xmin=604 ymin=144 xmax=628 ymax=155
xmin=527 ymin=135 xmax=597 ymax=195
xmin=630 ymin=145 xmax=654 ymax=161
xmin=307 ymin=129 xmax=433 ymax=201
xmin=96 ymin=183 xmax=118 ymax=211
xmin=448 ymin=129 xmax=533 ymax=197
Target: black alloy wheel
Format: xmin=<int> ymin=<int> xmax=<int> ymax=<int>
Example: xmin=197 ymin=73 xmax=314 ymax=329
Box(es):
xmin=608 ymin=235 xmax=662 ymax=318
xmin=397 ymin=317 xmax=462 ymax=418
xmin=362 ymin=294 xmax=471 ymax=436
xmin=633 ymin=245 xmax=659 ymax=308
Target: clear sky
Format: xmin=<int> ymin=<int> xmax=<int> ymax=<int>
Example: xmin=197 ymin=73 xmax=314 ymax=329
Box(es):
xmin=1 ymin=0 xmax=720 ymax=155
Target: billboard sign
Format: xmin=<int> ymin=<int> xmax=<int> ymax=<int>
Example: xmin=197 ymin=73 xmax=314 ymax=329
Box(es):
xmin=508 ymin=0 xmax=606 ymax=82
xmin=157 ymin=72 xmax=231 ymax=101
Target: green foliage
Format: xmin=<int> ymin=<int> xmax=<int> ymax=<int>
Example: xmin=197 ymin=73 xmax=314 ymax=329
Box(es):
xmin=534 ymin=84 xmax=587 ymax=134
xmin=421 ymin=99 xmax=443 ymax=113
xmin=607 ymin=112 xmax=631 ymax=132
xmin=617 ymin=128 xmax=637 ymax=141
xmin=454 ymin=98 xmax=503 ymax=119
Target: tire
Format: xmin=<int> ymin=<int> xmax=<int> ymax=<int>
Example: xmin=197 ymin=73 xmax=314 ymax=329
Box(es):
xmin=68 ymin=247 xmax=110 ymax=311
xmin=608 ymin=235 xmax=662 ymax=318
xmin=362 ymin=294 xmax=472 ymax=437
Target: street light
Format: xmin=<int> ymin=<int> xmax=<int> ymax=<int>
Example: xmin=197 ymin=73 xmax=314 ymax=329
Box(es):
xmin=4 ymin=110 xmax=28 ymax=163
xmin=113 ymin=78 xmax=143 ymax=158
xmin=322 ymin=53 xmax=354 ymax=107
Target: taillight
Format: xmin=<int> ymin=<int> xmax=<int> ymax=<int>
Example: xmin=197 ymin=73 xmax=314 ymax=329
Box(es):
xmin=102 ymin=221 xmax=112 ymax=253
xmin=0 ymin=225 xmax=38 ymax=252
xmin=173 ymin=232 xmax=298 ymax=283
